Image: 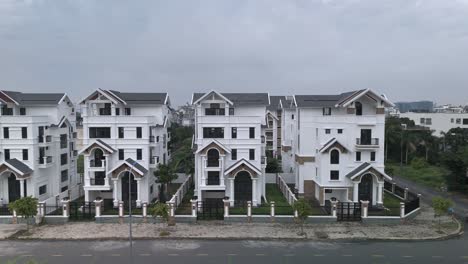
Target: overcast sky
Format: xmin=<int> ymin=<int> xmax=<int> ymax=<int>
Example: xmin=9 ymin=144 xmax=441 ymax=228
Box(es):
xmin=0 ymin=0 xmax=467 ymax=106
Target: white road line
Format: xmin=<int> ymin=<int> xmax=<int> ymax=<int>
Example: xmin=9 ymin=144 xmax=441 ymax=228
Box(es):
xmin=168 ymin=254 xmax=179 ymax=256
xmin=342 ymin=255 xmax=353 ymax=257
xmin=140 ymin=253 xmax=151 ymax=256
xmin=51 ymin=255 xmax=63 ymax=257
xmin=197 ymin=253 xmax=209 ymax=256
xmin=256 ymin=254 xmax=266 ymax=256
xmin=314 ymin=254 xmax=325 ymax=257
xmin=81 ymin=254 xmax=93 ymax=257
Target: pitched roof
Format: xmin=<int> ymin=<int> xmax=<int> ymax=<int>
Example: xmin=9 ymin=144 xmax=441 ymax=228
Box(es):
xmin=345 ymin=162 xmax=392 ymax=181
xmin=192 ymin=92 xmax=269 ymax=106
xmin=1 ymin=91 xmax=66 ymax=105
xmin=108 ymin=90 xmax=168 ymax=105
xmin=294 ymin=90 xmax=364 ymax=108
xmin=125 ymin=158 xmax=148 ymax=175
xmin=224 ymin=158 xmax=262 ymax=176
xmin=4 ymin=159 xmax=33 ymax=176
xmin=78 ymin=139 xmax=117 ymax=155
xmin=267 ymin=96 xmax=285 ymax=111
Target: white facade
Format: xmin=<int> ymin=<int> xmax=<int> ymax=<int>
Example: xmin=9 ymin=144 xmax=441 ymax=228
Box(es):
xmin=0 ymin=91 xmax=78 ymax=204
xmin=292 ymin=89 xmax=393 ymax=206
xmin=192 ymin=91 xmax=268 ymax=206
xmin=399 ymin=112 xmax=468 ymax=136
xmin=79 ymin=89 xmax=170 ymax=207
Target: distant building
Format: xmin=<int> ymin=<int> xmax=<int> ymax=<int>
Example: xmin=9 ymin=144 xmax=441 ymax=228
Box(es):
xmin=177 ymin=104 xmax=195 ymax=127
xmin=399 ymin=112 xmax=468 ymax=136
xmin=394 ymin=101 xmax=434 ymax=113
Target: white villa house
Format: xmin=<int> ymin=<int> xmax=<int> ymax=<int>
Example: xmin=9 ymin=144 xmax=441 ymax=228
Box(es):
xmin=0 ymin=91 xmax=78 ymax=205
xmin=192 ymin=91 xmax=269 ymax=207
xmin=290 ymin=89 xmax=394 ymax=207
xmin=79 ymin=89 xmax=170 ymax=207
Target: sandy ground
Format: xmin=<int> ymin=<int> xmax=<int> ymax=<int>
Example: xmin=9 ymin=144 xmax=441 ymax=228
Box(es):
xmin=10 ymin=205 xmax=461 ymax=241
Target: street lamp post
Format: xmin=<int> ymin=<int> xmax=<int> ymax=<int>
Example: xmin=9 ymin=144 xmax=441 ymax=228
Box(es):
xmin=127 ymin=161 xmax=136 ymax=264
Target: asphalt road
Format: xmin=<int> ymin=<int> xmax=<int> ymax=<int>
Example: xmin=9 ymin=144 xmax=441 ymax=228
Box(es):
xmin=1 ymin=232 xmax=467 ymax=264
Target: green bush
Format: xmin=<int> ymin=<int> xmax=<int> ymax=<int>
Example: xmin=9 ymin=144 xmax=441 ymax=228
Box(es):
xmin=411 ymin=157 xmax=428 ymax=170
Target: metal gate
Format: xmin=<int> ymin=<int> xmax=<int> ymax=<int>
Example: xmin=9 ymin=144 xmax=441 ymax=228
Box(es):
xmin=337 ymin=202 xmax=362 ymax=222
xmin=69 ymin=202 xmax=95 ymax=221
xmin=197 ymin=199 xmax=224 ymax=220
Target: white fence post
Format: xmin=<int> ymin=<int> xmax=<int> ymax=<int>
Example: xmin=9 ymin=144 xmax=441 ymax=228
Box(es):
xmin=94 ymin=199 xmax=102 ymax=217
xmin=142 ymin=202 xmax=148 ymax=218
xmin=361 ymin=200 xmax=369 ymax=218
xmin=223 ymin=198 xmax=230 ymax=217
xmin=400 ymin=202 xmax=406 ymax=218
xmin=190 ymin=199 xmax=198 ymax=217
xmin=118 ymin=201 xmax=124 ymax=217
xmin=61 ymin=198 xmax=70 ymax=218
xmin=247 ymin=201 xmax=252 ymax=221
xmin=331 ymin=200 xmax=338 ymax=217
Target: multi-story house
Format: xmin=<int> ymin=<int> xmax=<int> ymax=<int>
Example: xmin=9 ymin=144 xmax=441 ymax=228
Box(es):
xmin=0 ymin=90 xmax=77 ymax=204
xmin=79 ymin=89 xmax=170 ymax=207
xmin=279 ymin=96 xmax=297 ymax=174
xmin=292 ymin=89 xmax=393 ymax=207
xmin=192 ymin=91 xmax=269 ymax=207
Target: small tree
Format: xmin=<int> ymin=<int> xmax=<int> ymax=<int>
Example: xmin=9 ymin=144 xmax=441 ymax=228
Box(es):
xmin=432 ymin=196 xmax=453 ymax=230
xmin=154 ymin=164 xmax=178 ymax=202
xmin=8 ymin=196 xmax=38 ymax=230
xmin=149 ymin=202 xmax=170 ymax=225
xmin=266 ymin=157 xmax=282 ymax=173
xmin=292 ymin=198 xmax=311 ymax=236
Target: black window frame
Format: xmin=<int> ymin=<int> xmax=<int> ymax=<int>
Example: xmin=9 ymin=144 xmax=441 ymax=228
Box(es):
xmin=325 ymin=129 xmax=331 ymax=134
xmin=21 ymin=127 xmax=27 ymax=139
xmin=61 ymin=170 xmax=68 ymax=182
xmin=60 ymin=153 xmax=68 ymax=165
xmin=203 ymin=127 xmax=224 ymax=139
xmin=330 ymin=170 xmax=340 ymax=181
xmin=330 ymin=149 xmax=340 ymax=164
xmin=356 ymin=151 xmax=361 ymax=161
xmin=370 ymin=152 xmax=376 ymax=162
xmin=323 ymin=107 xmax=332 ymax=116
xmin=249 ymin=149 xmax=255 ymax=160
xmin=60 ymin=134 xmax=67 ymax=149
xmin=118 ymin=127 xmax=124 ymax=139
xmin=19 ymin=107 xmax=26 ymax=115
xmin=464 ymin=119 xmax=468 ymax=125
xmin=231 ymin=127 xmax=237 ymax=139
xmin=125 ymin=108 xmax=131 ymax=116
xmin=136 ymin=127 xmax=142 ymax=138
xmin=4 ymin=149 xmax=10 ymax=160
xmin=39 ymin=185 xmax=47 ymax=195
xmin=115 ymin=108 xmax=120 ymax=116
xmin=355 ymin=102 xmax=363 ymax=116
xmin=231 ymin=149 xmax=237 ymax=160
xmin=229 ymin=108 xmax=234 ymax=115
xmin=137 ymin=149 xmax=142 ymax=160
xmin=89 ymin=127 xmax=111 ymax=138
xmin=3 ymin=127 xmax=9 ymax=139
xmin=337 ymin=129 xmax=343 ymax=134
xmin=22 ymin=149 xmax=28 ymax=161
xmin=249 ymin=127 xmax=255 ymax=139
xmin=119 ymin=149 xmax=124 ymax=160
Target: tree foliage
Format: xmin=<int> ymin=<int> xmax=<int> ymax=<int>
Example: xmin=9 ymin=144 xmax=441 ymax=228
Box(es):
xmin=432 ymin=196 xmax=454 ymax=229
xmin=292 ymin=198 xmax=312 ymax=236
xmin=266 ymin=157 xmax=282 ymax=173
xmin=148 ymin=202 xmax=170 ymax=224
xmin=154 ymin=164 xmax=178 ymax=201
xmin=9 ymin=196 xmax=38 ymax=230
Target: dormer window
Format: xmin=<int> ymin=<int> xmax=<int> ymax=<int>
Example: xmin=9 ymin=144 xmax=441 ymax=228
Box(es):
xmin=99 ymin=103 xmax=111 ymax=116
xmin=1 ymin=105 xmax=13 ymax=116
xmin=205 ymin=103 xmax=225 ymax=116
xmin=355 ymin=102 xmax=363 ymax=116
xmin=323 ymin=107 xmax=331 ymax=116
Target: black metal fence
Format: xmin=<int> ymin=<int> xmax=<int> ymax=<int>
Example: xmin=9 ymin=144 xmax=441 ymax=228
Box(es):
xmin=45 ymin=206 xmax=63 ymax=216
xmin=404 ymin=197 xmax=420 ymax=215
xmin=394 ymin=185 xmax=405 ymax=198
xmin=0 ymin=206 xmax=11 ymax=216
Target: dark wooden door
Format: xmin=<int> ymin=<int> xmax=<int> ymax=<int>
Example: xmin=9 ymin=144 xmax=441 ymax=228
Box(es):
xmin=359 ymin=174 xmax=373 ymax=204
xmin=8 ymin=174 xmax=20 ymax=203
xmin=234 ymin=172 xmax=252 ymax=203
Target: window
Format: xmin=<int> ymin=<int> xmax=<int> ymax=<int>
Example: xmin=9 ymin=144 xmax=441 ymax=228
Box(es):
xmin=360 ymin=129 xmax=372 ymax=145
xmin=451 ymin=118 xmax=454 ymax=123
xmin=4 ymin=149 xmax=10 ymax=160
xmin=205 ymin=104 xmax=225 ymax=116
xmin=338 ymin=129 xmax=343 ymax=134
xmin=150 ymin=185 xmax=154 ymax=194
xmin=61 ymin=153 xmax=68 ymax=165
xmin=231 ymin=127 xmax=237 ymax=139
xmin=21 ymin=127 xmax=27 ymax=139
xmin=330 ymin=149 xmax=340 ymax=164
xmin=61 ymin=170 xmax=68 ymax=182
xmin=203 ymin=127 xmax=224 ymax=138
xmin=355 ymin=102 xmax=363 ymax=116
xmin=118 ymin=127 xmax=124 ymax=139
xmin=115 ymin=108 xmax=120 ymax=116
xmin=119 ymin=149 xmax=124 ymax=160
xmin=124 ymin=108 xmax=131 ymax=115
xmin=425 ymin=118 xmax=432 ymax=125
xmin=420 ymin=118 xmax=425 ymax=124
xmin=231 ymin=149 xmax=237 ymax=160
xmin=156 ymin=136 xmax=160 ymax=142
xmin=22 ymin=149 xmax=28 ymax=160
xmin=61 ymin=186 xmax=68 ymax=192
xmin=249 ymin=149 xmax=255 ymax=160
xmin=89 ymin=127 xmax=111 ymax=138
xmin=136 ymin=127 xmax=142 ymax=138
xmin=39 ymin=185 xmax=47 ymax=195
xmin=249 ymin=127 xmax=255 ymax=139
xmin=137 ymin=149 xmax=142 ymax=160
xmin=356 ymin=151 xmax=361 ymax=161
xmin=456 ymin=118 xmax=461 ymax=124
xmin=323 ymin=107 xmax=332 ymax=116
xmin=19 ymin=108 xmax=26 ymax=115
xmin=207 ymin=149 xmax=220 ymax=167
xmin=292 ymin=114 xmax=295 ymax=120
xmin=60 ymin=134 xmax=67 ymax=148
xmin=330 ymin=170 xmax=339 ymax=181
xmin=463 ymin=119 xmax=468 ymax=125
xmin=3 ymin=127 xmax=9 ymax=139
xmin=229 ymin=108 xmax=235 ymax=115
xmin=99 ymin=103 xmax=111 ymax=115
xmin=325 ymin=129 xmax=331 ymax=134
xmin=370 ymin=152 xmax=376 ymax=162
xmin=1 ymin=106 xmax=13 ymax=116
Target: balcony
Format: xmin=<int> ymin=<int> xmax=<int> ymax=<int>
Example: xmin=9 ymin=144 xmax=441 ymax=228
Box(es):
xmin=206 ymin=176 xmax=220 ymax=186
xmin=356 ymin=138 xmax=380 ymax=148
xmin=38 ymin=156 xmax=53 ymax=168
xmin=90 ymin=178 xmax=106 ymax=186
xmin=89 ymin=159 xmax=106 ymax=170
xmin=205 ymin=108 xmax=225 ymax=116
xmin=38 ymin=135 xmax=52 ymax=145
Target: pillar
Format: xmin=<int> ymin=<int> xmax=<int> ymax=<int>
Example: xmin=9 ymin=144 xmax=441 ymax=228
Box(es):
xmin=38 ymin=202 xmax=45 ymax=217
xmin=142 ymin=202 xmax=148 ymax=218
xmin=404 ymin=188 xmax=409 ymax=200
xmin=400 ymin=202 xmax=405 ymax=218
xmin=61 ymin=199 xmax=70 ymax=218
xmin=168 ymin=202 xmax=175 ymax=217
xmin=361 ymin=200 xmax=369 ymax=218
xmin=229 ymin=178 xmax=234 ymax=206
xmin=377 ymin=182 xmax=384 ymax=205
xmin=223 ymin=198 xmax=230 ymax=217
xmin=353 ymin=182 xmax=359 ymax=202
xmin=190 ymin=199 xmax=197 ymax=217
xmin=220 ymin=156 xmax=225 ymax=186
xmin=136 ymin=179 xmax=141 ymax=207
xmin=118 ymin=201 xmax=124 ymax=217
xmin=247 ymin=201 xmax=252 ymax=222
xmin=270 ymin=201 xmax=275 ymax=222
xmin=19 ymin=179 xmax=25 ymax=198
xmin=252 ymin=178 xmax=257 ymax=206
xmin=113 ymin=180 xmax=118 ymax=207
xmin=331 ymin=200 xmax=338 ymax=217
xmin=94 ymin=199 xmax=102 ymax=217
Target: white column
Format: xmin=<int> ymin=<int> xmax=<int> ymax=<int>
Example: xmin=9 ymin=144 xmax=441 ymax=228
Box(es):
xmin=229 ymin=178 xmax=234 ymax=206
xmin=111 ymin=104 xmax=116 ymax=116
xmin=220 ymin=156 xmax=225 ymax=186
xmin=19 ymin=179 xmax=25 ymax=198
xmin=252 ymin=178 xmax=257 ymax=206
xmin=136 ymin=179 xmax=141 ymax=207
xmin=201 ymin=157 xmax=206 ymax=186
xmin=353 ymin=182 xmax=359 ymax=202
xmin=377 ymin=182 xmax=383 ymax=205
xmin=113 ymin=180 xmax=118 ymax=207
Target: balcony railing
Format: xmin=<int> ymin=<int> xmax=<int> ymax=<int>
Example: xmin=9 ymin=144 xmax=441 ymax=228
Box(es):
xmin=38 ymin=156 xmax=53 ymax=165
xmin=38 ymin=135 xmax=52 ymax=143
xmin=90 ymin=159 xmax=105 ymax=168
xmin=90 ymin=178 xmax=106 ymax=186
xmin=356 ymin=138 xmax=379 ymax=146
xmin=206 ymin=177 xmax=220 ymax=186
xmin=207 ymin=159 xmax=219 ymax=167
xmin=150 ymin=157 xmax=158 ymax=164
xmin=205 ymin=108 xmax=225 ymax=116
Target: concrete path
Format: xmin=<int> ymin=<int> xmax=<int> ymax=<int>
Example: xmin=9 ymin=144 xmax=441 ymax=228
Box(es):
xmin=0 ymin=224 xmax=26 ymax=239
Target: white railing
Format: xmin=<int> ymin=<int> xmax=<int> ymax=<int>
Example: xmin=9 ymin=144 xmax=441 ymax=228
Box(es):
xmin=169 ymin=175 xmax=192 ymax=209
xmin=276 ymin=174 xmax=297 ymax=206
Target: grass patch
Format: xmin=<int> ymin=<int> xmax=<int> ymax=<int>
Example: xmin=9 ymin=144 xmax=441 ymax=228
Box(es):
xmin=369 ymin=193 xmax=402 ymax=216
xmin=230 ymin=184 xmax=295 ymax=215
xmin=386 ymin=163 xmax=450 ymax=189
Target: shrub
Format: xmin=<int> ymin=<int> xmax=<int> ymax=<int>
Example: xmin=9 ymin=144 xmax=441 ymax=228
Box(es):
xmin=411 ymin=157 xmax=428 ymax=170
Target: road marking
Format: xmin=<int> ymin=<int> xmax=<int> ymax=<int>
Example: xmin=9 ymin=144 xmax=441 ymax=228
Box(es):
xmin=168 ymin=253 xmax=179 ymax=256
xmin=256 ymin=254 xmax=266 ymax=256
xmin=372 ymin=255 xmax=385 ymax=258
xmin=111 ymin=254 xmax=121 ymax=257
xmin=80 ymin=254 xmax=93 ymax=257
xmin=140 ymin=253 xmax=151 ymax=256
xmin=51 ymin=255 xmax=63 ymax=257
xmin=402 ymin=256 xmax=414 ymax=258
xmin=284 ymin=254 xmax=295 ymax=257
xmin=227 ymin=254 xmax=237 ymax=256
xmin=314 ymin=254 xmax=325 ymax=257
xmin=197 ymin=253 xmax=209 ymax=256
xmin=342 ymin=255 xmax=353 ymax=257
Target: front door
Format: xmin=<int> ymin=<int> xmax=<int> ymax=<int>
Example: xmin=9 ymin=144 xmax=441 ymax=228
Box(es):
xmin=234 ymin=171 xmax=252 ymax=204
xmin=360 ymin=129 xmax=372 ymax=145
xmin=121 ymin=172 xmax=137 ymax=206
xmin=358 ymin=174 xmax=373 ymax=204
xmin=8 ymin=174 xmax=21 ymax=203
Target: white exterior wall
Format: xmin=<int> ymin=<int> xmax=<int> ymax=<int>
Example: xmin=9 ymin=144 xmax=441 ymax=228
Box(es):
xmin=0 ymin=99 xmax=78 ymax=204
xmin=281 ymin=108 xmax=296 ymax=174
xmin=399 ymin=112 xmax=468 ymax=136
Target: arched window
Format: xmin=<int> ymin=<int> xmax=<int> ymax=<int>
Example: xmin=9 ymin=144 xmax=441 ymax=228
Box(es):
xmin=330 ymin=149 xmax=340 ymax=164
xmin=207 ymin=149 xmax=220 ymax=167
xmin=92 ymin=148 xmax=104 ymax=167
xmin=355 ymin=102 xmax=363 ymax=116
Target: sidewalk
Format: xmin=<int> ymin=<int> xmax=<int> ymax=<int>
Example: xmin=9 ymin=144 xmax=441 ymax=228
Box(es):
xmin=0 ymin=224 xmax=26 ymax=239
xmin=9 ymin=205 xmax=463 ymax=241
